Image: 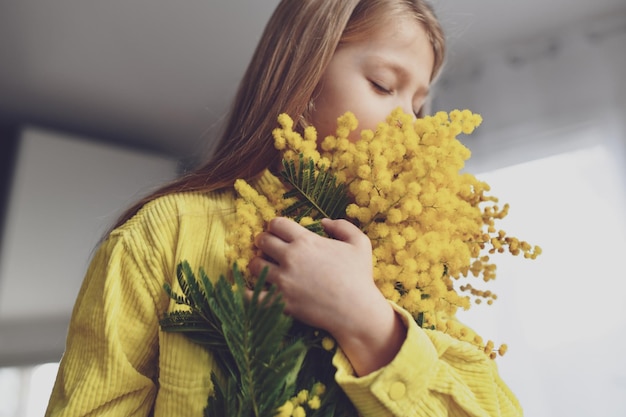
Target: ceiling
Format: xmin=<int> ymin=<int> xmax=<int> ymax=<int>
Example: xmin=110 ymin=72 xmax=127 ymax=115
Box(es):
xmin=1 ymin=0 xmax=625 ymax=159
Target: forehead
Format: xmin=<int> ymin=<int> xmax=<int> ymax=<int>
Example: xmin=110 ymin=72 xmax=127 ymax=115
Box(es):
xmin=339 ymin=17 xmax=434 ymax=77
xmin=369 ymin=16 xmax=427 ymax=46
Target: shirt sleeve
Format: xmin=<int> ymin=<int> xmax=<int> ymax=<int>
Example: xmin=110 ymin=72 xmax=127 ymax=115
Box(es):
xmin=45 ymin=231 xmax=162 ymax=417
xmin=333 ymin=302 xmax=523 ymax=417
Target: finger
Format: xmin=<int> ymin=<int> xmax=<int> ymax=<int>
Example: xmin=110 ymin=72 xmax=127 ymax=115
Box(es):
xmin=244 ymin=287 xmax=285 ymax=309
xmin=321 ymin=218 xmax=369 ymax=246
xmin=254 ymin=231 xmax=289 ymax=262
xmin=267 ymin=217 xmax=306 ymax=242
xmin=248 ymin=256 xmax=276 ymax=280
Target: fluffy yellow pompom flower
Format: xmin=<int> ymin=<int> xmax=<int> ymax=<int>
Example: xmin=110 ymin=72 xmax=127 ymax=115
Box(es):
xmin=276 ymin=401 xmax=294 ymax=417
xmin=307 ymin=395 xmax=321 ymax=410
xmin=227 ymin=107 xmax=540 ymax=357
xmin=296 ymin=390 xmax=309 ymax=404
xmin=321 ymin=337 xmax=335 ymax=351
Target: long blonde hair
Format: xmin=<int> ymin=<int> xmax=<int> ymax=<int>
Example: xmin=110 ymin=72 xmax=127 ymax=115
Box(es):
xmin=111 ymin=0 xmax=445 ymax=229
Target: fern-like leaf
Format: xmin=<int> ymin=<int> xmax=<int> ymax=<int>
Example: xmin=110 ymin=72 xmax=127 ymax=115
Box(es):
xmin=210 ymin=264 xmax=306 ymax=417
xmin=280 ymin=155 xmax=350 ymax=227
xmin=161 ymin=261 xmax=309 ymax=417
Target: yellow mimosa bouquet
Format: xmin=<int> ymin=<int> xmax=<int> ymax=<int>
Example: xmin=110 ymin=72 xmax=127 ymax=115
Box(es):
xmin=228 ymin=108 xmax=540 ymax=356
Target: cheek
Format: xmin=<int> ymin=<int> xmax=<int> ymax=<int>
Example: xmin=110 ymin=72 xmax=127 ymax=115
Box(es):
xmin=316 ymin=104 xmax=386 ymax=144
xmin=311 ymin=109 xmax=339 ymax=142
xmin=311 ymin=98 xmax=354 ymax=141
xmin=348 ymin=106 xmax=388 ymax=141
xmin=311 ymin=80 xmax=388 ymax=142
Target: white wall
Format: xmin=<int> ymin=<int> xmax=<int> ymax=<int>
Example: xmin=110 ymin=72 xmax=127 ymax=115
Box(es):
xmin=0 ymin=127 xmax=178 ymax=365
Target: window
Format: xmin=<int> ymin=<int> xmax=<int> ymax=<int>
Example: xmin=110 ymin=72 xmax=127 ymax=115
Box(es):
xmin=0 ymin=362 xmax=59 ymax=417
xmin=458 ymin=137 xmax=626 ymax=416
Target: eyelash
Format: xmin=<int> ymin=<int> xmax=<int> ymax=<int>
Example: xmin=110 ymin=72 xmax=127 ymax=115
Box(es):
xmin=371 ymin=80 xmax=423 ymax=116
xmin=370 ymin=80 xmax=392 ymax=94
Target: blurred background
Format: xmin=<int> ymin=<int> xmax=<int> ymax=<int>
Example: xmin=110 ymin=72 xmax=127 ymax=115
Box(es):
xmin=1 ymin=0 xmax=625 ymax=416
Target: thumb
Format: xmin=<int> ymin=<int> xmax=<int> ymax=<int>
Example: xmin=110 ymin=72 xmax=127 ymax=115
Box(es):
xmin=321 ymin=218 xmax=369 ymax=246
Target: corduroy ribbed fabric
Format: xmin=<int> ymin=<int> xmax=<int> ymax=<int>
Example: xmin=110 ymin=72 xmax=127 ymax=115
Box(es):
xmin=46 ymin=171 xmax=523 ymax=417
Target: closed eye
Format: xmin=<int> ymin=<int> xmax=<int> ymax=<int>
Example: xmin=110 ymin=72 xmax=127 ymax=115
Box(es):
xmin=370 ymin=80 xmax=392 ymax=95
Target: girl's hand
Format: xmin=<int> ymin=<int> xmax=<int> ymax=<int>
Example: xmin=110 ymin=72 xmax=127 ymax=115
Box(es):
xmin=248 ymin=217 xmax=406 ymax=375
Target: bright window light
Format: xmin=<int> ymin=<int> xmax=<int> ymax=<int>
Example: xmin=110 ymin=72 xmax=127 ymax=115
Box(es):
xmin=457 ymin=144 xmax=626 ymax=417
xmin=0 ymin=367 xmax=22 ymax=417
xmin=24 ymin=363 xmax=59 ymax=417
xmin=0 ymin=362 xmax=59 ymax=417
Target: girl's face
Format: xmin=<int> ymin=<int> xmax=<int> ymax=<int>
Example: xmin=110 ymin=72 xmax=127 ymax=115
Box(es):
xmin=309 ymin=17 xmax=435 ymax=142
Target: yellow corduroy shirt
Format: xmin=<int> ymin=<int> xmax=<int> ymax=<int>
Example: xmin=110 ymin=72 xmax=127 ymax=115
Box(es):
xmin=46 ymin=173 xmax=523 ymax=417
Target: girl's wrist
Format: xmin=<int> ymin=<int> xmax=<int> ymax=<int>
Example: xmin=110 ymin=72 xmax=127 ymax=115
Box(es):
xmin=332 ymin=291 xmax=407 ymax=376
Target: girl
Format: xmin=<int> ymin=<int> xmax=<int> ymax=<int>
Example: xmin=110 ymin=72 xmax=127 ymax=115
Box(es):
xmin=46 ymin=1 xmax=523 ymax=416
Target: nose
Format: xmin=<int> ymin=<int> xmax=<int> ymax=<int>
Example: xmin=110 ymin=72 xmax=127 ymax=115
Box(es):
xmin=400 ymin=97 xmax=417 ymax=120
